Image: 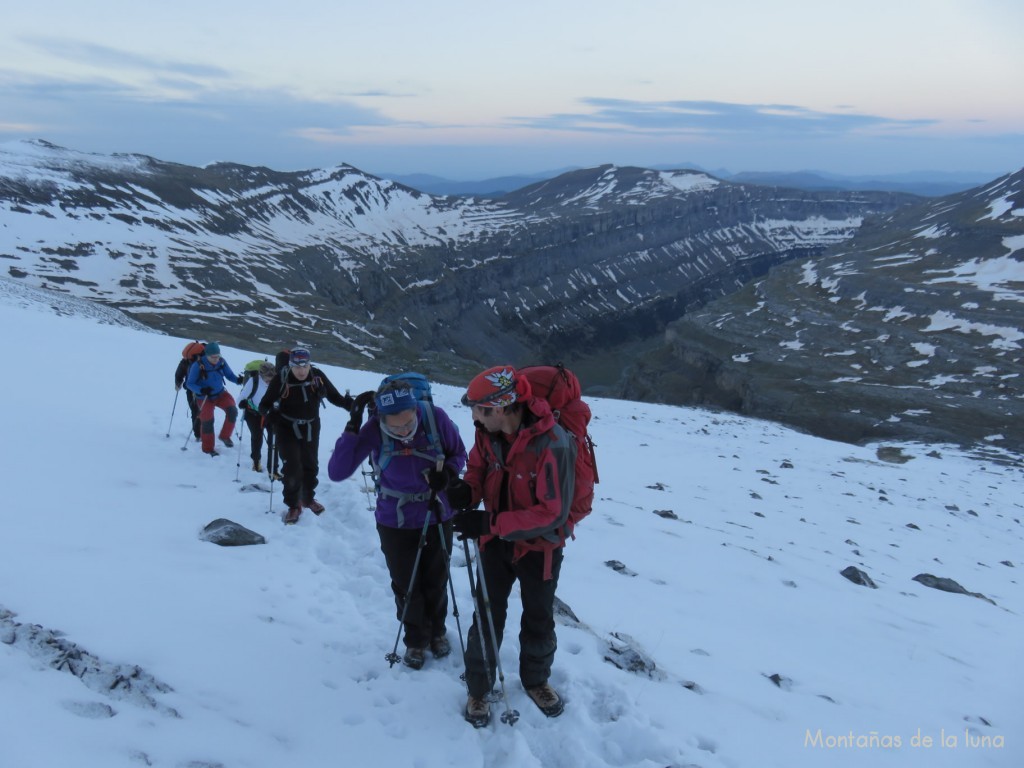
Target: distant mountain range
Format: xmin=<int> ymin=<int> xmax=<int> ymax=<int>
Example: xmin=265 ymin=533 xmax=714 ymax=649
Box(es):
xmin=386 ymin=167 xmax=993 ymax=198
xmin=1 ymin=139 xmax=913 ymax=377
xmin=2 ymin=138 xmax=1019 ymax=451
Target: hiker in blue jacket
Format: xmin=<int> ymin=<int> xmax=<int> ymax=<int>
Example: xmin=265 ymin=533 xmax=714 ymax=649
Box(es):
xmin=328 ymin=378 xmax=467 ymax=670
xmin=185 ymin=342 xmax=242 ymax=456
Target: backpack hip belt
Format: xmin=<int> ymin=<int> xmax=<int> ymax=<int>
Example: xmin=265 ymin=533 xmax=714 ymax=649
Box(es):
xmin=378 ymin=487 xmax=435 ymax=527
xmin=280 ymin=413 xmax=317 ymax=440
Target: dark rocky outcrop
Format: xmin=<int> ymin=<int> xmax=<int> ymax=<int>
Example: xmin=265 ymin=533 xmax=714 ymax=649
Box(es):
xmin=0 ymin=605 xmax=178 ymax=715
xmin=840 ymin=566 xmax=878 ymax=588
xmin=621 ymin=169 xmax=1024 ymax=453
xmin=912 ymin=574 xmax=996 ymax=605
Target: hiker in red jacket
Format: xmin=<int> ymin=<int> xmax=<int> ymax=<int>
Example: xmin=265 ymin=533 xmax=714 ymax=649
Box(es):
xmin=449 ymin=365 xmax=577 ymax=727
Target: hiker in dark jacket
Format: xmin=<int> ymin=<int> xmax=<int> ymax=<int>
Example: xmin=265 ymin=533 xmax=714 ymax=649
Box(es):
xmin=259 ymin=348 xmax=353 ymax=524
xmin=328 ymin=379 xmax=467 ymax=670
xmin=448 ymin=365 xmax=576 ymax=727
xmin=174 ymin=341 xmax=206 ymax=440
xmin=185 ymin=342 xmax=242 ymax=456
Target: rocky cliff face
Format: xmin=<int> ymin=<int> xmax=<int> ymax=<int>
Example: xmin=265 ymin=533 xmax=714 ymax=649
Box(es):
xmin=621 ymin=170 xmax=1024 ymax=453
xmin=1 ymin=141 xmax=915 ymax=384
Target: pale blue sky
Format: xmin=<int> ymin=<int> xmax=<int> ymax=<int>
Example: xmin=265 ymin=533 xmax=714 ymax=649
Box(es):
xmin=2 ymin=0 xmax=1022 ymax=179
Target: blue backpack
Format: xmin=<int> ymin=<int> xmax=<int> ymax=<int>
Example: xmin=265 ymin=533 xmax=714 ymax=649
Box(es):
xmin=371 ymin=372 xmax=445 ymax=489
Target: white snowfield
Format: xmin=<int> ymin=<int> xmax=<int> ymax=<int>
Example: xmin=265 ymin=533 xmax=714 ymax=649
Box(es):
xmin=0 ymin=283 xmax=1020 ymax=768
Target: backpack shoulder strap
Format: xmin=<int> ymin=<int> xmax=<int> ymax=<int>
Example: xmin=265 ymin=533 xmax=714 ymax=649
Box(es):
xmin=417 ymin=400 xmax=445 ymax=471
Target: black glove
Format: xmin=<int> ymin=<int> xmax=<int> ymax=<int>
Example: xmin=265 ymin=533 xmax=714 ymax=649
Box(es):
xmin=446 ymin=478 xmax=474 ymax=510
xmin=452 ymin=509 xmax=489 ymax=541
xmin=426 ymin=466 xmax=452 ymax=493
xmin=340 ymin=393 xmax=355 ymax=411
xmin=354 ymin=390 xmax=375 ymax=411
xmin=345 ymin=390 xmax=375 ymax=433
xmin=200 ymin=386 xmax=212 ymax=396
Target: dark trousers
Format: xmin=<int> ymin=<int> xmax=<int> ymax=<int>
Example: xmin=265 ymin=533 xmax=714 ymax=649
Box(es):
xmin=243 ymin=409 xmax=267 ymax=463
xmin=377 ymin=520 xmax=453 ymax=649
xmin=274 ymin=420 xmax=320 ymax=507
xmin=186 ymin=390 xmax=201 ymax=438
xmin=463 ymin=540 xmax=563 ymax=699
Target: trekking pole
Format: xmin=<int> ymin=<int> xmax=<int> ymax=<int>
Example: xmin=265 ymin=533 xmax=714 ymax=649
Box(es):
xmin=267 ymin=436 xmax=278 ymax=515
xmin=234 ymin=417 xmax=247 ymax=483
xmin=166 ymin=389 xmax=181 ymax=437
xmin=360 ymin=462 xmax=375 ymax=511
xmin=182 ymin=396 xmax=207 ymax=451
xmin=385 ymin=492 xmax=437 ymax=667
xmin=433 ymin=502 xmax=466 ymax=667
xmin=461 ymin=537 xmax=495 ymax=693
xmin=471 ymin=538 xmax=519 ymax=725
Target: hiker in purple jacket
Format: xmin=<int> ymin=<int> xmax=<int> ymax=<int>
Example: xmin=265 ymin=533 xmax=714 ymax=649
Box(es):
xmin=328 ymin=379 xmax=467 ymax=670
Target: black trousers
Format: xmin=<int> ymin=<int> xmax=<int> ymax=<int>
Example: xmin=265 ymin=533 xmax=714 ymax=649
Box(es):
xmin=377 ymin=520 xmax=453 ymax=649
xmin=274 ymin=420 xmax=320 ymax=507
xmin=243 ymin=409 xmax=267 ymax=463
xmin=463 ymin=539 xmax=563 ymax=699
xmin=186 ymin=389 xmax=201 ymax=438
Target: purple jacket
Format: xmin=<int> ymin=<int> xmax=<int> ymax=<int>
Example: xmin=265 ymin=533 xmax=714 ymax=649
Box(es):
xmin=328 ymin=404 xmax=467 ymax=529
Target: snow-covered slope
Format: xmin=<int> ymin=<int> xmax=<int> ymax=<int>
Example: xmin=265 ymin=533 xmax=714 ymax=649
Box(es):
xmin=0 ymin=290 xmax=1020 ymax=768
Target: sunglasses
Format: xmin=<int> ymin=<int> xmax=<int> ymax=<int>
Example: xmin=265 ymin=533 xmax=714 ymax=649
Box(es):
xmin=290 ymin=361 xmax=310 ymax=369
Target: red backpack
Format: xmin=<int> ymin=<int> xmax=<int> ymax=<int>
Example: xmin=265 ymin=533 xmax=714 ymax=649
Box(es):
xmin=518 ymin=364 xmax=598 ymax=537
xmin=182 ymin=341 xmax=205 ymax=361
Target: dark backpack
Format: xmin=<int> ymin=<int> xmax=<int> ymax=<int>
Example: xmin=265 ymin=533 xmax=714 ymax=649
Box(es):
xmin=371 ymin=372 xmax=445 ymax=487
xmin=518 ymin=364 xmax=598 ymax=537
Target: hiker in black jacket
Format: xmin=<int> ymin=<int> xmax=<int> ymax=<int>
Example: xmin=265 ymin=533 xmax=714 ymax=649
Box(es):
xmin=259 ymin=348 xmax=353 ymax=524
xmin=174 ymin=341 xmax=206 ymax=440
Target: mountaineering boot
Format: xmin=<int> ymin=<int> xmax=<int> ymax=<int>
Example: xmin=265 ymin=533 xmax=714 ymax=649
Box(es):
xmin=220 ymin=436 xmax=234 ymax=448
xmin=464 ymin=695 xmax=491 ymax=728
xmin=283 ymin=507 xmax=302 ymax=525
xmin=252 ymin=459 xmax=263 ymax=472
xmin=403 ymin=647 xmax=426 ymax=670
xmin=525 ymin=683 xmax=564 ymax=717
xmin=430 ymin=634 xmax=451 ymax=659
xmin=305 ymin=499 xmax=326 ymax=515
xmin=270 ymin=469 xmax=284 ymax=480
xmin=203 ymin=449 xmax=220 ymax=457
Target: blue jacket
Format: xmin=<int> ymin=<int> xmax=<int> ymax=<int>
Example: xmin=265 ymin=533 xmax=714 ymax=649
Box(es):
xmin=186 ymin=355 xmax=241 ymax=397
xmin=328 ymin=405 xmax=467 ymax=529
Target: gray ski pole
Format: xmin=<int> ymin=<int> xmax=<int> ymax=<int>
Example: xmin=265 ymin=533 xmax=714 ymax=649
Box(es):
xmin=434 ymin=507 xmax=466 ymax=666
xmin=472 ymin=537 xmax=519 ymax=725
xmin=182 ymin=396 xmax=208 ymax=451
xmin=461 ymin=536 xmax=499 ymax=699
xmin=166 ymin=388 xmax=181 ymax=437
xmin=267 ymin=436 xmax=278 ymax=514
xmin=234 ymin=416 xmax=247 ymax=482
xmin=360 ymin=462 xmax=375 ymax=511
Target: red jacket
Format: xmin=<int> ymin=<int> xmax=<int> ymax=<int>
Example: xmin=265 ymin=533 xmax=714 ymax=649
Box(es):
xmin=464 ymin=397 xmax=577 ymax=575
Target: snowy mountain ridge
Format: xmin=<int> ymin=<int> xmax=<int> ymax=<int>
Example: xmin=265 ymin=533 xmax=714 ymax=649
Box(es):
xmin=0 ymin=139 xmax=915 ymax=380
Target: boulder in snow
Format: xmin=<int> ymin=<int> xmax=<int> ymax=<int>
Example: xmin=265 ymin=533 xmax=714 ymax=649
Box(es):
xmin=200 ymin=519 xmax=266 ymax=547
